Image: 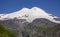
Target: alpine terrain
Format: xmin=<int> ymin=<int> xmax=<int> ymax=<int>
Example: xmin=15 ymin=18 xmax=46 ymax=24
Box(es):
xmin=0 ymin=7 xmax=60 ymax=37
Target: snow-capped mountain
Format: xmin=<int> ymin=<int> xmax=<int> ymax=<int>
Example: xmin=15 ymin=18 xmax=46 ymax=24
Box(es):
xmin=0 ymin=7 xmax=60 ymax=23
xmin=0 ymin=7 xmax=60 ymax=37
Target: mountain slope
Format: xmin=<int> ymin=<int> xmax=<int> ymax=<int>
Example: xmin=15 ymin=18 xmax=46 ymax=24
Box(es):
xmin=0 ymin=7 xmax=60 ymax=23
xmin=0 ymin=18 xmax=60 ymax=37
xmin=0 ymin=7 xmax=60 ymax=37
xmin=0 ymin=24 xmax=16 ymax=37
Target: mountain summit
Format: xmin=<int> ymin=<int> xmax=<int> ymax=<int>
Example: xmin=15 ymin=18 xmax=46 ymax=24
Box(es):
xmin=0 ymin=7 xmax=60 ymax=23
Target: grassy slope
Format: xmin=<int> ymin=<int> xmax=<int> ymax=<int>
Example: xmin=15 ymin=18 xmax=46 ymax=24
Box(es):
xmin=0 ymin=24 xmax=16 ymax=37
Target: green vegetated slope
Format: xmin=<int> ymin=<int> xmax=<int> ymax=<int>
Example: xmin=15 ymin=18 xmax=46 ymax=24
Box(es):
xmin=0 ymin=24 xmax=16 ymax=37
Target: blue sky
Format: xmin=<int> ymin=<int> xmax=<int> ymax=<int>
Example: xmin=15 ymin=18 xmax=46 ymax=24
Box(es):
xmin=0 ymin=0 xmax=60 ymax=17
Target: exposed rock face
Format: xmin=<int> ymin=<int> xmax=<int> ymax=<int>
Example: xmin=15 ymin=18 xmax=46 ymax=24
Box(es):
xmin=0 ymin=18 xmax=29 ymax=37
xmin=0 ymin=18 xmax=60 ymax=37
xmin=54 ymin=18 xmax=60 ymax=21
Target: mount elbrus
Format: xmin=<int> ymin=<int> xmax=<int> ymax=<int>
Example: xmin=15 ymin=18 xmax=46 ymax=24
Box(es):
xmin=0 ymin=7 xmax=60 ymax=23
xmin=0 ymin=7 xmax=60 ymax=37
